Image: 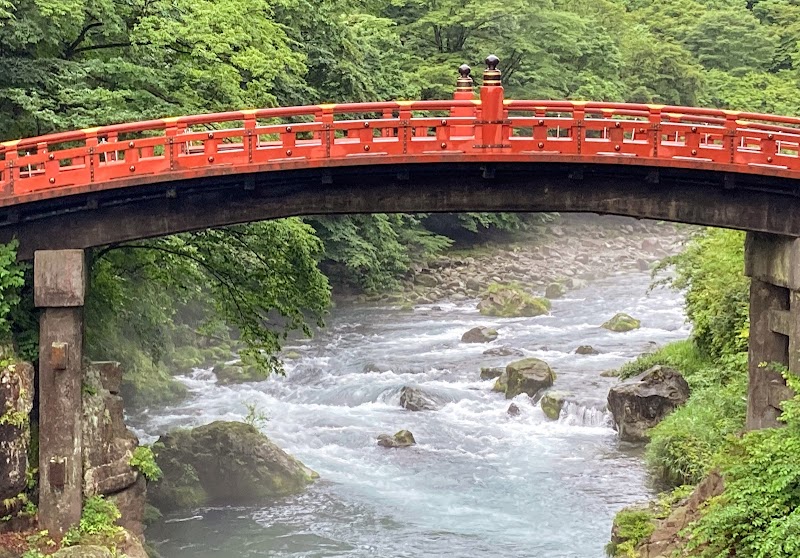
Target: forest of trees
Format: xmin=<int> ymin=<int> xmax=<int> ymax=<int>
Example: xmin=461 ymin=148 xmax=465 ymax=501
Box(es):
xmin=2 ymin=0 xmax=800 ymax=400
xmin=1 ymin=0 xmax=800 ymax=396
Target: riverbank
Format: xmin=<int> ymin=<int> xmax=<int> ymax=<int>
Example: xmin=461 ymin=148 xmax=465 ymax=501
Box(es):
xmin=342 ymin=214 xmax=692 ymax=306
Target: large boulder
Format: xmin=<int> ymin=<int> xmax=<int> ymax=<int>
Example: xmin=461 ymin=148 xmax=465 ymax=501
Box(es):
xmin=377 ymin=430 xmax=416 ymax=448
xmin=148 ymin=421 xmax=318 ymax=512
xmin=0 ymin=359 xmax=33 ymax=503
xmin=477 ymin=283 xmax=551 ymax=317
xmin=399 ymin=387 xmax=441 ymax=411
xmin=504 ymin=358 xmax=556 ymax=399
xmin=460 ymin=327 xmax=498 ymax=343
xmin=602 ymin=313 xmax=641 ymax=332
xmin=607 ymin=366 xmax=690 ymax=443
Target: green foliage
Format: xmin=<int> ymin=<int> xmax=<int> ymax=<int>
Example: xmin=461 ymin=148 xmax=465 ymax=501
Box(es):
xmin=242 ymin=400 xmax=270 ymax=429
xmin=129 ymin=446 xmax=163 ymax=482
xmin=687 ymin=374 xmax=800 ymax=558
xmin=617 ymin=339 xmax=707 ymax=381
xmin=654 ymin=228 xmax=749 ymax=360
xmin=605 ymin=508 xmax=656 ymax=557
xmin=310 ymin=214 xmax=452 ymax=293
xmin=62 ymin=496 xmax=124 ymax=551
xmin=0 ymin=241 xmax=26 ymax=343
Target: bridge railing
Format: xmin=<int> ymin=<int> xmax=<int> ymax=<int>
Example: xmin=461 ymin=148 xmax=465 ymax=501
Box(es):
xmin=3 ymin=58 xmax=800 ymax=206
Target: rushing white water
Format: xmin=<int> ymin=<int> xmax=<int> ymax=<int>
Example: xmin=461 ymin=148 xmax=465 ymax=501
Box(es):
xmin=139 ymin=270 xmax=689 ymax=557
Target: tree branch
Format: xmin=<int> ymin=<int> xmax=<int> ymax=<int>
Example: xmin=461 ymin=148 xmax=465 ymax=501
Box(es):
xmin=64 ymin=21 xmax=104 ymax=59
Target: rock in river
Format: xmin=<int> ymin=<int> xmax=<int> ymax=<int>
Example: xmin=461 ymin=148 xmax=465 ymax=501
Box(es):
xmin=545 ymin=282 xmax=567 ymax=299
xmin=377 ymin=430 xmax=416 ymax=448
xmin=482 ymin=345 xmax=524 ymax=357
xmin=607 ymin=366 xmax=690 ymax=443
xmin=480 ymin=367 xmax=504 ymax=380
xmin=504 ymin=358 xmax=556 ymax=399
xmin=601 ymin=313 xmax=641 ymax=332
xmin=148 ymin=421 xmax=318 ymax=512
xmin=540 ymin=391 xmax=570 ymax=420
xmin=399 ymin=386 xmax=441 ymax=411
xmin=461 ymin=326 xmax=498 ymax=343
xmin=477 ymin=283 xmax=551 ymax=317
xmin=575 ymin=345 xmax=600 ymax=355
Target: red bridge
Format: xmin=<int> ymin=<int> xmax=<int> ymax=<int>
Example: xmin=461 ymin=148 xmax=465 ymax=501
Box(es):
xmin=14 ymin=56 xmax=800 ymax=538
xmin=4 ymin=58 xmax=800 ymax=258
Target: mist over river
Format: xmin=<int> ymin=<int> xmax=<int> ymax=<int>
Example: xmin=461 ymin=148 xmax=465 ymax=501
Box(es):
xmin=137 ymin=269 xmax=689 ymax=558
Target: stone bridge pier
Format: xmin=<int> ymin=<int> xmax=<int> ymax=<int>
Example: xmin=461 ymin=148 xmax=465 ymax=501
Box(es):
xmin=745 ymin=232 xmax=800 ymax=429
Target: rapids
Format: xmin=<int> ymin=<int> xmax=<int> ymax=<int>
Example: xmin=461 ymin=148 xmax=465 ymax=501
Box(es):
xmin=139 ymin=270 xmax=688 ymax=557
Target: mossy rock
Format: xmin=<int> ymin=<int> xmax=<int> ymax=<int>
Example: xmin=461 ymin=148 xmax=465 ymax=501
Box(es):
xmin=477 ymin=283 xmax=552 ymax=317
xmin=540 ymin=390 xmax=570 ymax=420
xmin=545 ymin=282 xmax=567 ymax=299
xmin=167 ymin=346 xmax=205 ymax=374
xmin=602 ymin=313 xmax=641 ymax=332
xmin=377 ymin=429 xmax=416 ymax=448
xmin=492 ymin=370 xmax=509 ymax=393
xmin=213 ymin=361 xmax=265 ymax=385
xmin=461 ymin=327 xmax=499 ymax=343
xmin=148 ymin=421 xmax=318 ymax=512
xmin=283 ymin=351 xmax=302 ymax=360
xmin=505 ymin=358 xmax=556 ymax=399
xmin=480 ymin=366 xmax=504 ymax=380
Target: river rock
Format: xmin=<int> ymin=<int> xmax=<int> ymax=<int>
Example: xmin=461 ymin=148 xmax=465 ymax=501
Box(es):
xmin=213 ymin=361 xmax=264 ymax=385
xmin=0 ymin=358 xmax=33 ymax=503
xmin=575 ymin=345 xmax=600 ymax=355
xmin=507 ymin=403 xmax=521 ymax=416
xmin=377 ymin=430 xmax=416 ymax=448
xmin=480 ymin=367 xmax=504 ymax=380
xmin=460 ymin=327 xmax=498 ymax=343
xmin=414 ymin=274 xmax=438 ymax=288
xmin=602 ymin=313 xmax=641 ymax=332
xmin=540 ymin=391 xmax=570 ymax=420
xmin=545 ymin=282 xmax=567 ymax=299
xmin=482 ymin=345 xmax=524 ymax=357
xmin=607 ymin=366 xmax=690 ymax=443
xmin=477 ymin=284 xmax=551 ymax=317
xmin=148 ymin=421 xmax=318 ymax=512
xmin=504 ymin=358 xmax=556 ymax=399
xmin=492 ymin=370 xmax=508 ymax=393
xmin=399 ymin=386 xmax=441 ymax=411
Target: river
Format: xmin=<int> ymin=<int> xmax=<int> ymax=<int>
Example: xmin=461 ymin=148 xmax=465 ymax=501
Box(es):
xmin=138 ymin=269 xmax=689 ymax=558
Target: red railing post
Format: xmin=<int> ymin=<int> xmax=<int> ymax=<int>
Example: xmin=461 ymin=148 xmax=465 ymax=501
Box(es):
xmin=451 ymin=64 xmax=475 ymax=138
xmin=478 ymin=55 xmax=506 ymax=148
xmin=648 ymin=105 xmax=663 ymax=158
xmin=724 ymin=111 xmax=740 ymax=164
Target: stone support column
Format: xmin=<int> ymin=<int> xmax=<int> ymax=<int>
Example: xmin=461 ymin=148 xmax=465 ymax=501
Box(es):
xmin=34 ymin=250 xmax=86 ymax=537
xmin=744 ymin=232 xmax=800 ymax=429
